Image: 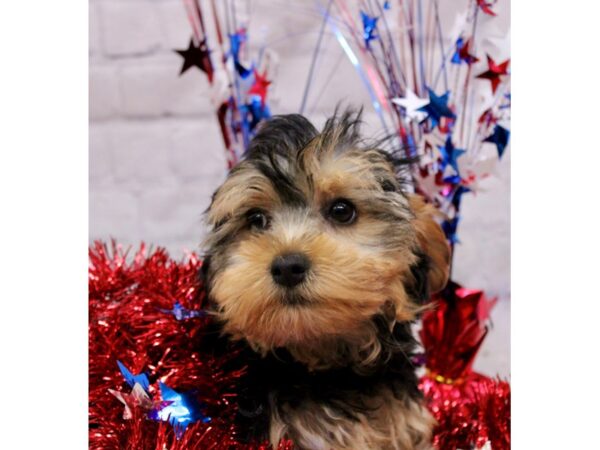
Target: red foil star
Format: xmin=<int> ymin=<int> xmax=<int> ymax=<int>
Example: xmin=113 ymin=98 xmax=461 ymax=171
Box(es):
xmin=458 ymin=38 xmax=479 ymax=65
xmin=478 ymin=108 xmax=498 ymax=127
xmin=247 ymin=69 xmax=272 ymax=106
xmin=476 ymin=55 xmax=510 ymax=94
xmin=476 ymin=0 xmax=497 ymax=16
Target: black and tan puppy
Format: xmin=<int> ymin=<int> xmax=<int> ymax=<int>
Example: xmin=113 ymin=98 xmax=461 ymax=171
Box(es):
xmin=202 ymin=110 xmax=450 ymax=449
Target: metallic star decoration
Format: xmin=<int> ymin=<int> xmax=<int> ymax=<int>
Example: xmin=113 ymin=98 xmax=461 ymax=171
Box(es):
xmin=419 ymin=88 xmax=456 ymax=128
xmin=439 ymin=136 xmax=466 ymax=175
xmin=483 ymin=124 xmax=510 ymax=158
xmin=247 ymin=69 xmax=272 ymax=106
xmin=392 ymin=89 xmax=430 ymax=122
xmin=442 ymin=217 xmax=460 ymax=244
xmin=476 ymin=55 xmax=510 ymax=94
xmin=153 ymin=382 xmax=211 ymax=439
xmin=241 ymin=96 xmax=271 ymax=132
xmin=109 ymin=383 xmax=151 ymax=420
xmin=159 ymin=301 xmax=205 ymax=321
xmin=476 ymin=0 xmax=497 ymax=16
xmin=451 ymin=38 xmax=479 ymax=65
xmin=360 ymin=11 xmax=379 ymax=49
xmin=478 ymin=107 xmax=498 ymax=127
xmin=451 ymin=185 xmax=471 ymax=210
xmin=117 ymin=360 xmax=150 ymax=392
xmin=235 ymin=61 xmax=253 ymax=79
xmin=228 ymin=29 xmax=247 ymax=63
xmin=174 ymin=38 xmax=213 ymax=81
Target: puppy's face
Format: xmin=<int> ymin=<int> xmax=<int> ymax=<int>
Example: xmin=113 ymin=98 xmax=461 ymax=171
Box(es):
xmin=203 ymin=112 xmax=449 ymax=354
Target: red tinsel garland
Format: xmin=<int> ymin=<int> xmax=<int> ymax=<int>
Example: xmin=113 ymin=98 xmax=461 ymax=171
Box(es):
xmin=89 ymin=241 xmax=292 ymax=449
xmin=420 ymin=374 xmax=510 ymax=450
xmin=89 ymin=242 xmax=509 ymax=449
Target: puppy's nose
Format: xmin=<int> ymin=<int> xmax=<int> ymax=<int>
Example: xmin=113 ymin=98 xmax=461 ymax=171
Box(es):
xmin=270 ymin=253 xmax=310 ymax=288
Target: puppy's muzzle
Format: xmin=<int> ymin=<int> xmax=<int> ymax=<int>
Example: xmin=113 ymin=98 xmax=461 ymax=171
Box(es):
xmin=270 ymin=253 xmax=310 ymax=288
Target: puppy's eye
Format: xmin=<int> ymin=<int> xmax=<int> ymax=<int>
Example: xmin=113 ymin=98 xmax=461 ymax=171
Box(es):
xmin=246 ymin=209 xmax=269 ymax=230
xmin=327 ymin=199 xmax=357 ymax=225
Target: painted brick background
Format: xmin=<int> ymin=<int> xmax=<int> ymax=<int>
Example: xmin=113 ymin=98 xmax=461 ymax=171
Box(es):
xmin=89 ymin=0 xmax=510 ymax=376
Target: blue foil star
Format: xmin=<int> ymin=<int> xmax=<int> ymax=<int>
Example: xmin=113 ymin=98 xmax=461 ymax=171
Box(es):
xmin=117 ymin=360 xmax=150 ymax=392
xmin=442 ymin=217 xmax=460 ymax=244
xmin=235 ymin=61 xmax=253 ymax=79
xmin=483 ymin=124 xmax=510 ymax=158
xmin=451 ymin=37 xmax=465 ymax=64
xmin=500 ymin=92 xmax=511 ymax=109
xmin=153 ymin=382 xmax=211 ymax=439
xmin=451 ymin=185 xmax=471 ymax=210
xmin=159 ymin=302 xmax=205 ymax=321
xmin=438 ymin=137 xmax=466 ymax=175
xmin=360 ymin=11 xmax=379 ymax=49
xmin=228 ymin=31 xmax=247 ymax=63
xmin=451 ymin=37 xmax=479 ymax=65
xmin=243 ymin=97 xmax=271 ymax=132
xmin=419 ymin=88 xmax=456 ymax=128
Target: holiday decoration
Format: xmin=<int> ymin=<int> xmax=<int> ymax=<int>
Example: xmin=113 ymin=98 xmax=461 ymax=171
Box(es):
xmin=89 ymin=241 xmax=294 ymax=449
xmin=89 ymin=243 xmax=509 ymax=449
xmin=88 ymin=1 xmax=511 ymax=448
xmin=175 ymin=38 xmax=214 ymax=79
xmin=315 ymin=0 xmax=510 ymax=248
xmin=419 ymin=282 xmax=510 ymax=450
xmin=175 ymin=0 xmax=277 ymax=168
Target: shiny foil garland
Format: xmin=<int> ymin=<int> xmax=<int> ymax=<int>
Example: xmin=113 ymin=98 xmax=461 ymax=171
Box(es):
xmin=89 ymin=242 xmax=509 ymax=449
xmin=89 ymin=241 xmax=293 ymax=450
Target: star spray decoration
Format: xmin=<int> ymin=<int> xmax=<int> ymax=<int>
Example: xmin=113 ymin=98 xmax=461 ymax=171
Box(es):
xmin=318 ymin=4 xmax=511 ymax=447
xmin=173 ymin=2 xmax=277 ymax=168
xmin=130 ymin=1 xmax=511 ymax=448
xmin=320 ymin=0 xmax=510 ymax=249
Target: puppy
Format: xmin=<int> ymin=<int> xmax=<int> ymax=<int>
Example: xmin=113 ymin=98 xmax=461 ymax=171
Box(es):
xmin=202 ymin=110 xmax=450 ymax=450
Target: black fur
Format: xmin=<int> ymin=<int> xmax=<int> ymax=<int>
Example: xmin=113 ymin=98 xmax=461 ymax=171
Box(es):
xmin=245 ymin=114 xmax=318 ymax=207
xmin=406 ymin=252 xmax=432 ymax=305
xmin=196 ymin=317 xmax=422 ymax=444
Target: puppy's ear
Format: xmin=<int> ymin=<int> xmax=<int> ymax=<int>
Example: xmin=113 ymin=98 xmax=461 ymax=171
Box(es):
xmin=408 ymin=195 xmax=450 ymax=293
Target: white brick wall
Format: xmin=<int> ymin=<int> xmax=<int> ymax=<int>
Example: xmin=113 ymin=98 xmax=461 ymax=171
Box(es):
xmin=89 ymin=0 xmax=510 ymax=304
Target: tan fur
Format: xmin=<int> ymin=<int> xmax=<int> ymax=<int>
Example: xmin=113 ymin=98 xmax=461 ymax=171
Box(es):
xmin=208 ymin=166 xmax=282 ymax=225
xmin=210 ymin=207 xmax=418 ymax=367
xmin=269 ymin=388 xmax=435 ymax=450
xmin=208 ymin=149 xmax=449 ymax=369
